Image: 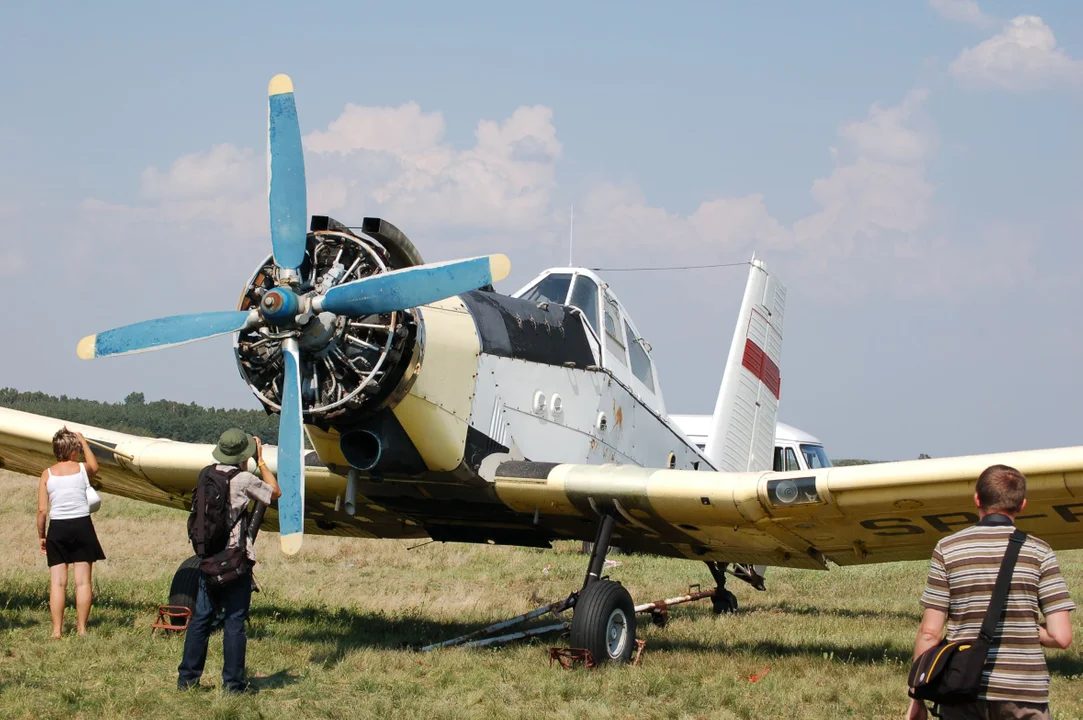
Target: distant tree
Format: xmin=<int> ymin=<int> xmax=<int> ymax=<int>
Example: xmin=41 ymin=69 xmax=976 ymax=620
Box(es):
xmin=832 ymin=459 xmax=879 ymax=467
xmin=0 ymin=387 xmax=280 ymax=445
xmin=918 ymin=453 xmax=932 ymax=460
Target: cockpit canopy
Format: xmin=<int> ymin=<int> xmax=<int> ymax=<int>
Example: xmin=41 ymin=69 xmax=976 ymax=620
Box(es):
xmin=514 ymin=269 xmax=663 ymax=414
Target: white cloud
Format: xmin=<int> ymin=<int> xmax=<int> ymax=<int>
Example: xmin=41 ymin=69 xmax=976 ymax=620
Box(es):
xmin=307 ymin=104 xmax=562 ymax=232
xmin=304 ymin=102 xmax=446 ymax=157
xmin=141 ymin=144 xmax=261 ymax=201
xmin=950 ymin=15 xmax=1083 ymax=91
xmin=928 ymin=0 xmax=996 ymax=29
xmin=576 ymin=89 xmax=936 ymax=272
xmin=77 ymin=88 xmax=1024 ymax=301
xmin=85 ymin=102 xmax=563 ymax=244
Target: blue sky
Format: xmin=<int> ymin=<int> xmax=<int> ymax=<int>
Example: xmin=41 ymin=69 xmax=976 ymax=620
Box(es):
xmin=1 ymin=1 xmax=1080 ymax=460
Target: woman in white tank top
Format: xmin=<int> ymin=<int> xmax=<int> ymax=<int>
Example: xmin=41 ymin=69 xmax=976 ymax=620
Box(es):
xmin=36 ymin=428 xmax=106 ymax=638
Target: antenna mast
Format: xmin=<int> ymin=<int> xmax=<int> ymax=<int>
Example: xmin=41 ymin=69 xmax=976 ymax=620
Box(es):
xmin=568 ymin=204 xmax=574 ymax=267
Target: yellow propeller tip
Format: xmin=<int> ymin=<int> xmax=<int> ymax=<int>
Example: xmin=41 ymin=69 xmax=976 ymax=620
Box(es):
xmin=489 ymin=254 xmax=511 ymax=283
xmin=76 ymin=335 xmax=96 ymax=360
xmin=280 ymin=533 xmax=303 ymax=555
xmin=268 ymin=74 xmax=294 ymax=96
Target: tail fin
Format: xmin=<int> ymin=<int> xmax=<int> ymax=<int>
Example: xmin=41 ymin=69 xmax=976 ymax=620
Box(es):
xmin=704 ymin=258 xmax=786 ymax=472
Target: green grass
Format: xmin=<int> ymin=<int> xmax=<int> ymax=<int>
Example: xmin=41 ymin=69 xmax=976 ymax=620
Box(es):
xmin=4 ymin=470 xmax=1083 ymax=719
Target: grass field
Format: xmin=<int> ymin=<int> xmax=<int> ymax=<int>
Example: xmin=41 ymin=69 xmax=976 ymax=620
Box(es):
xmin=3 ymin=470 xmax=1083 ymax=719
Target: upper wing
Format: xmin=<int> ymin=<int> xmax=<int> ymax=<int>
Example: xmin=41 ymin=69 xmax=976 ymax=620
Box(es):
xmin=493 ymin=446 xmax=1083 ymax=568
xmin=0 ymin=407 xmax=421 ymax=540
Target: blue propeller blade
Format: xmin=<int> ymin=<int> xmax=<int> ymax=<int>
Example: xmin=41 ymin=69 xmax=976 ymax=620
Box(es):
xmin=277 ymin=339 xmax=305 ymax=555
xmin=268 ymin=74 xmax=307 ymax=274
xmin=76 ymin=311 xmax=257 ymax=360
xmin=314 ymin=254 xmax=511 ymax=317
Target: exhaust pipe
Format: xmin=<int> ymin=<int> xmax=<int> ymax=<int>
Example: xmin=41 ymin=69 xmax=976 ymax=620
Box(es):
xmin=345 ymin=468 xmax=359 ymax=516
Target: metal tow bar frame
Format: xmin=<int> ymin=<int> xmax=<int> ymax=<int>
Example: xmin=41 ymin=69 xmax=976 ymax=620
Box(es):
xmin=634 ymin=584 xmax=718 ymax=627
xmin=420 ymin=594 xmax=576 ymax=652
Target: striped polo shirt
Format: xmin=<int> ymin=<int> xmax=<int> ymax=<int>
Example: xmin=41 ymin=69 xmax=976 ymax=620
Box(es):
xmin=920 ymin=514 xmax=1075 ymax=703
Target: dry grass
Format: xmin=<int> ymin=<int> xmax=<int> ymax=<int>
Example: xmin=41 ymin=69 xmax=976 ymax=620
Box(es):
xmin=3 ymin=469 xmax=1083 ymax=719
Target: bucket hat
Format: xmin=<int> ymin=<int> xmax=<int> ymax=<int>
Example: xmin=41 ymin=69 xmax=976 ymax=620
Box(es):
xmin=212 ymin=427 xmax=256 ymax=465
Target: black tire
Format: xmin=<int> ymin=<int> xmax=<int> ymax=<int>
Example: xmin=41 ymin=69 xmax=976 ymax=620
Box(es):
xmin=167 ymin=555 xmax=201 ymax=626
xmin=712 ymin=589 xmax=738 ymax=615
xmin=570 ymin=579 xmax=637 ymax=664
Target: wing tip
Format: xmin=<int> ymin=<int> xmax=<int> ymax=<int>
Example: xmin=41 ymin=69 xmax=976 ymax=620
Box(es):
xmin=280 ymin=532 xmax=303 ymax=555
xmin=268 ymin=74 xmax=294 ymax=96
xmin=76 ymin=335 xmax=97 ymax=360
xmin=489 ymin=254 xmax=511 ymax=283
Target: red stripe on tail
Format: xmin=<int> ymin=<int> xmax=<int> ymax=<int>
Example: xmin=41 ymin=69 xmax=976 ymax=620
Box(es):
xmin=741 ymin=338 xmax=781 ymax=400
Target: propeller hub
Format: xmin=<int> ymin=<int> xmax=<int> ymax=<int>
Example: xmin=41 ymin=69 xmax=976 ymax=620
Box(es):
xmin=261 ymin=287 xmax=301 ymax=325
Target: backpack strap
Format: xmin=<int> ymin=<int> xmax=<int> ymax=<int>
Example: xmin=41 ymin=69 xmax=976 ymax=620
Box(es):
xmin=219 ymin=466 xmax=248 ymax=543
xmin=193 ymin=465 xmax=213 ymax=557
xmin=979 ymin=529 xmax=1027 ymax=645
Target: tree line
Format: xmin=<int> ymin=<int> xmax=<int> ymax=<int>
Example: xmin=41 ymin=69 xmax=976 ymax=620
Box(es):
xmin=0 ymin=388 xmax=280 ymax=445
xmin=0 ymin=387 xmax=891 ymax=464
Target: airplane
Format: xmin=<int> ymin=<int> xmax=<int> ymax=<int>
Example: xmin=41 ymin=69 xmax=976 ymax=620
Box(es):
xmin=671 ymin=416 xmax=833 ymax=473
xmin=4 ymin=74 xmax=1083 ymax=666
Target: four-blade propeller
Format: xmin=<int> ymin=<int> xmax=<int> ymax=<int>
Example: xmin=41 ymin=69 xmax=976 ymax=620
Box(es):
xmin=76 ymin=74 xmax=511 ymax=555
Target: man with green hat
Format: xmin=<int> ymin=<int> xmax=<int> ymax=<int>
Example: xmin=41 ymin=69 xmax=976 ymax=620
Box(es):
xmin=178 ymin=428 xmax=281 ymax=694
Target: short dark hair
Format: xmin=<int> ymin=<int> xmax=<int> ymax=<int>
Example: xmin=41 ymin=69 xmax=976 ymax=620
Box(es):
xmin=976 ymin=464 xmax=1027 ymax=513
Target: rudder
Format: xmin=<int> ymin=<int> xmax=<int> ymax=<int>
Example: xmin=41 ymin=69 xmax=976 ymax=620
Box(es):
xmin=704 ymin=258 xmax=786 ymax=472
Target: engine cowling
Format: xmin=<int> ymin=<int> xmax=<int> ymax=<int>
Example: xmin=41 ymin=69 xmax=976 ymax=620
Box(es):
xmin=233 ymin=219 xmax=422 ymax=427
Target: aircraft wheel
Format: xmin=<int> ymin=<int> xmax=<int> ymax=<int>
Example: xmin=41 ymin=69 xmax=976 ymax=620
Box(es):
xmin=167 ymin=555 xmax=201 ymax=626
xmin=712 ymin=589 xmax=738 ymax=615
xmin=570 ymin=579 xmax=637 ymax=664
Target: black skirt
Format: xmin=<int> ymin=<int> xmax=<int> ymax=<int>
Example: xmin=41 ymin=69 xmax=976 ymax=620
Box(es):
xmin=45 ymin=516 xmax=106 ymax=567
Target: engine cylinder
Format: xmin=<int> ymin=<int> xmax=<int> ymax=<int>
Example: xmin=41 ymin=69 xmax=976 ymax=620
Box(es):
xmin=233 ymin=226 xmax=420 ymax=426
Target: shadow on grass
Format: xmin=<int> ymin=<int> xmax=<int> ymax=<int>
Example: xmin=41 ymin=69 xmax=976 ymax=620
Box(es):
xmin=0 ymin=588 xmax=148 ymax=632
xmin=645 ymin=635 xmax=1083 ymax=677
xmin=742 ymin=600 xmax=924 ymax=623
xmin=250 ymin=669 xmax=301 ymax=690
xmin=248 ymin=603 xmax=485 ymax=667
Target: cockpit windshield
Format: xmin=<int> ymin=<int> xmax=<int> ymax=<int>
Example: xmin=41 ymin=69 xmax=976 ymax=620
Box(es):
xmin=520 ymin=273 xmax=572 ymax=305
xmin=800 ymin=444 xmax=831 ymax=469
xmin=567 ymin=274 xmax=601 ymax=337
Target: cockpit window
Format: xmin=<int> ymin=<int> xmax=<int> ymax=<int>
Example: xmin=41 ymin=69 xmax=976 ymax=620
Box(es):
xmin=568 ymin=275 xmax=600 ymax=337
xmin=785 ymin=447 xmax=801 ymax=472
xmin=625 ymin=324 xmax=654 ymax=391
xmin=521 ymin=273 xmax=572 ymax=305
xmin=800 ymin=444 xmax=832 ymax=469
xmin=603 ymin=298 xmax=626 ymax=363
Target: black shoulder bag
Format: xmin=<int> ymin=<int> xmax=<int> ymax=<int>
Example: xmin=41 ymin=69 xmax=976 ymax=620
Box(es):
xmin=908 ymin=529 xmax=1027 ymax=713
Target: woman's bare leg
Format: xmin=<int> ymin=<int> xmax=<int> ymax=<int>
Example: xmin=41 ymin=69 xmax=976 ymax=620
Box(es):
xmin=73 ymin=562 xmax=92 ymax=635
xmin=49 ymin=564 xmax=68 ymax=638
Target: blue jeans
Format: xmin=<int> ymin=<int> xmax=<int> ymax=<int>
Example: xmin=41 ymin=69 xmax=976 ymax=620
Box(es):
xmin=177 ymin=573 xmax=252 ymax=692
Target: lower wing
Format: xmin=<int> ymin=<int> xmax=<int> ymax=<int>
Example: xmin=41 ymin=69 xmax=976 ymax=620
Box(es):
xmin=0 ymin=407 xmax=420 ymax=540
xmin=493 ymin=447 xmax=1083 ymax=568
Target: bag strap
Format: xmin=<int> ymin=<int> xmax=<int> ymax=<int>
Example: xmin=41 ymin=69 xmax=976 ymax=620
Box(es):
xmin=979 ymin=528 xmax=1027 ymax=645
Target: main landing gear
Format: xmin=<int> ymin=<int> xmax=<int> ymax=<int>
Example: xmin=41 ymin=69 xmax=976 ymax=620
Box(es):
xmin=569 ymin=514 xmax=637 ymax=663
xmin=568 ymin=515 xmax=768 ymax=664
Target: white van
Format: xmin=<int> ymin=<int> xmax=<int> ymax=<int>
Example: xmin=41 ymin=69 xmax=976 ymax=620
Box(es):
xmin=668 ymin=415 xmax=832 ymax=472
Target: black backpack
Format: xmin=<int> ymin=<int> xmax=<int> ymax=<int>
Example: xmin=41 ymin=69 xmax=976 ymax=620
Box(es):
xmin=188 ymin=465 xmax=243 ymax=558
